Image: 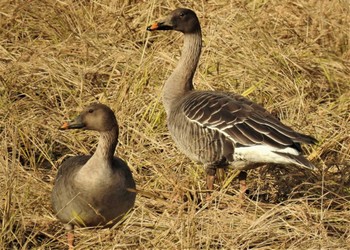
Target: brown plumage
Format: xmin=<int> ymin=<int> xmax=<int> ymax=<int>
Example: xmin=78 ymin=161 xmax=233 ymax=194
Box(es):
xmin=147 ymin=8 xmax=317 ymax=197
xmin=52 ymin=103 xmax=136 ymax=249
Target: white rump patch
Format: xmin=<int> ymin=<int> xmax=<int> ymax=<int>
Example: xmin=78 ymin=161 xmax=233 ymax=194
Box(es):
xmin=234 ymin=145 xmax=299 ymax=164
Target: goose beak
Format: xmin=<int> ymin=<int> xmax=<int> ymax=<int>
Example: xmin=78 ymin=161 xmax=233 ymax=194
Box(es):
xmin=147 ymin=20 xmax=173 ymax=31
xmin=59 ymin=116 xmax=85 ymax=130
xmin=147 ymin=22 xmax=160 ymax=31
xmin=59 ymin=122 xmax=70 ymax=130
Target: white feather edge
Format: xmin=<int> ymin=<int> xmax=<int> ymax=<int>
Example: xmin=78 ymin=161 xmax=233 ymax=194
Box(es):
xmin=187 ymin=117 xmax=302 ymax=165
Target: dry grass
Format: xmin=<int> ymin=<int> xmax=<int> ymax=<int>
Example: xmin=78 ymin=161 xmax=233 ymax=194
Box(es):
xmin=1 ymin=0 xmax=349 ymax=249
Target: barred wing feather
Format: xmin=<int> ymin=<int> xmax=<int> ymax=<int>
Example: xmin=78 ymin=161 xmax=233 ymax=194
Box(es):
xmin=183 ymin=91 xmax=316 ymax=151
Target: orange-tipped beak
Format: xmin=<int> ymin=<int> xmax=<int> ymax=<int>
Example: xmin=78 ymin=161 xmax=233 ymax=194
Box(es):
xmin=59 ymin=115 xmax=84 ymax=130
xmin=147 ymin=22 xmax=159 ymax=31
xmin=60 ymin=122 xmax=69 ymax=130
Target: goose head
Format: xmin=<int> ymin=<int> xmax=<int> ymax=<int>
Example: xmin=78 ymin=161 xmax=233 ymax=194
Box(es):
xmin=147 ymin=8 xmax=200 ymax=34
xmin=60 ymin=103 xmax=117 ymax=132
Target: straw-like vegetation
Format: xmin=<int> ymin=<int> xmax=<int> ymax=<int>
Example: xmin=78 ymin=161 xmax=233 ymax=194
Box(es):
xmin=1 ymin=0 xmax=349 ymax=249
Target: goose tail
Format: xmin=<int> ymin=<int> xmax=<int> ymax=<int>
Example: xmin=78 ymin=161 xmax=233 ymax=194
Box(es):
xmin=275 ymin=152 xmax=315 ymax=170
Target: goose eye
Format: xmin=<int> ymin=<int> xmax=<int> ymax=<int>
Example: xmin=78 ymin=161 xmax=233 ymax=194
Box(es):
xmin=179 ymin=12 xmax=185 ymax=18
xmin=88 ymin=109 xmax=94 ymax=113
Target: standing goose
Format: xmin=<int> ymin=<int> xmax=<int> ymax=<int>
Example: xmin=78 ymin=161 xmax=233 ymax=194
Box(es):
xmin=147 ymin=8 xmax=317 ymax=197
xmin=52 ymin=103 xmax=136 ymax=249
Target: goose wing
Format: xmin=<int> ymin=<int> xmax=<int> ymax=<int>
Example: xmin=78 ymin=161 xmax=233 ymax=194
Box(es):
xmin=183 ymin=91 xmax=316 ymax=150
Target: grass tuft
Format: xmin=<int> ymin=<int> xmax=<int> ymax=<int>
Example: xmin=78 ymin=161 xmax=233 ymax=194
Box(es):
xmin=1 ymin=0 xmax=349 ymax=248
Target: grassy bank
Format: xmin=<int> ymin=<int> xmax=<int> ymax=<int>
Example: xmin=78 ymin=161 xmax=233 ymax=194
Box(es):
xmin=0 ymin=0 xmax=349 ymax=249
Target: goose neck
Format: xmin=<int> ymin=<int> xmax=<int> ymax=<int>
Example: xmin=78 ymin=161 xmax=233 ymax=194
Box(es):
xmin=74 ymin=126 xmax=119 ymax=186
xmin=162 ymin=31 xmax=202 ymax=114
xmin=93 ymin=126 xmax=119 ymax=162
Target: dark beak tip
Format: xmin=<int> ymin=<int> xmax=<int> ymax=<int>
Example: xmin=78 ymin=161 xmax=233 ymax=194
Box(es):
xmin=147 ymin=22 xmax=161 ymax=31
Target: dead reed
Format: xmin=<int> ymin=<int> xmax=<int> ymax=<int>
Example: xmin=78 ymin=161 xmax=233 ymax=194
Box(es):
xmin=0 ymin=0 xmax=349 ymax=249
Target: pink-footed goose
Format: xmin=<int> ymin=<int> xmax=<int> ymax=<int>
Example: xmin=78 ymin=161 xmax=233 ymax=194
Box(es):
xmin=52 ymin=103 xmax=136 ymax=249
xmin=147 ymin=8 xmax=317 ymax=198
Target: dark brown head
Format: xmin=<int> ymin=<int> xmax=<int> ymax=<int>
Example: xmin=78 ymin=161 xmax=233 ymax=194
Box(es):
xmin=147 ymin=8 xmax=201 ymax=34
xmin=60 ymin=103 xmax=118 ymax=132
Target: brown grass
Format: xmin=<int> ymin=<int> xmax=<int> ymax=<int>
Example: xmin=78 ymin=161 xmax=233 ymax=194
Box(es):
xmin=1 ymin=0 xmax=349 ymax=249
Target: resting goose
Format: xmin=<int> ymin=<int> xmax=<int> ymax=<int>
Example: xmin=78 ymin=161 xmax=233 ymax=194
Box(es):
xmin=52 ymin=103 xmax=136 ymax=249
xmin=147 ymin=8 xmax=317 ymax=198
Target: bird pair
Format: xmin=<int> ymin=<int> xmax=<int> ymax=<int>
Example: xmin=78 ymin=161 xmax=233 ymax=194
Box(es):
xmin=52 ymin=8 xmax=317 ymax=249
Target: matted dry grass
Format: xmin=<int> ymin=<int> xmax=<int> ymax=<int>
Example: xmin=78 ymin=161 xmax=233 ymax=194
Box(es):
xmin=1 ymin=0 xmax=349 ymax=249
